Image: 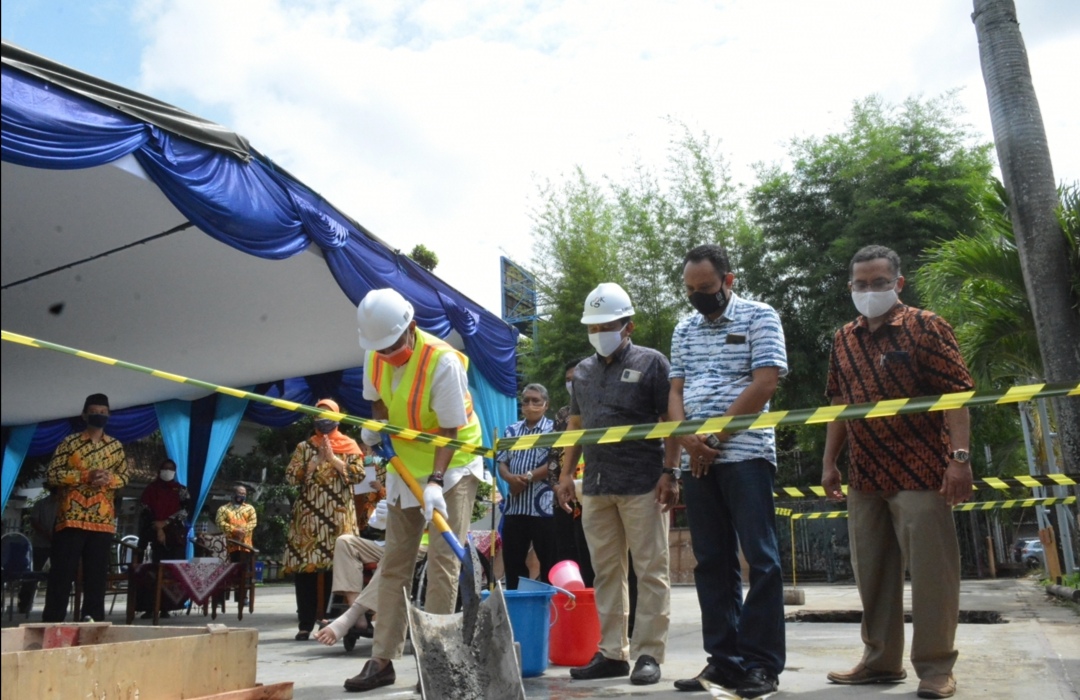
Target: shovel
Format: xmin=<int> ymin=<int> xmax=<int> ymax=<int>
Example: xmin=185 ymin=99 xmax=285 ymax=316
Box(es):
xmin=377 ymin=437 xmax=525 ymax=700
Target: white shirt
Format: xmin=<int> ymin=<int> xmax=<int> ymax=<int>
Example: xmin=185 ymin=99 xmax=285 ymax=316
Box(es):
xmin=363 ymin=350 xmax=483 ymax=509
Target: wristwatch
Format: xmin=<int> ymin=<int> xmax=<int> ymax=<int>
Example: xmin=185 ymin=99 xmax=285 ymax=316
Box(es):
xmin=525 ymin=470 xmax=534 ymax=483
xmin=950 ymin=449 xmax=971 ymax=464
xmin=662 ymin=467 xmax=680 ymax=480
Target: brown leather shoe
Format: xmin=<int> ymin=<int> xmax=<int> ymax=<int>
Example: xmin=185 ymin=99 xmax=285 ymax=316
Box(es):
xmin=827 ymin=664 xmax=907 ymax=685
xmin=344 ymin=660 xmax=396 ymax=692
xmin=917 ymin=674 xmax=956 ymax=698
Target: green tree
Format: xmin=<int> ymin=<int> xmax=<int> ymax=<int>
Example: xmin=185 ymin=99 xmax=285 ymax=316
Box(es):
xmin=408 ymin=244 xmax=439 ymax=272
xmin=918 ymin=181 xmax=1080 ymax=476
xmin=741 ymin=94 xmax=996 ymax=483
xmin=917 ymin=182 xmax=1040 ymax=385
xmin=524 ymin=126 xmax=744 ymax=403
xmin=525 ymin=167 xmax=620 ymax=404
xmin=973 ymin=0 xmax=1080 ymax=472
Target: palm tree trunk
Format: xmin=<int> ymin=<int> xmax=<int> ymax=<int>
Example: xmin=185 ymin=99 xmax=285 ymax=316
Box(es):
xmin=972 ymin=0 xmax=1080 ymax=471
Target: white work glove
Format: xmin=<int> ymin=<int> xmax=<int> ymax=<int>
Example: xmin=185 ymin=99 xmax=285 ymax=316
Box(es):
xmin=423 ymin=482 xmax=448 ymax=524
xmin=368 ymin=500 xmax=389 ymax=530
xmin=361 ymin=421 xmax=385 ymax=446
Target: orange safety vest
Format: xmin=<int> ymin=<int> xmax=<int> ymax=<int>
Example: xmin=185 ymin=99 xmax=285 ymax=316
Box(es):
xmin=365 ymin=329 xmax=482 ymax=479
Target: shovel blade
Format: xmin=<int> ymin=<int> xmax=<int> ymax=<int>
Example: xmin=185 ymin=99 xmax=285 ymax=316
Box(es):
xmin=408 ymin=583 xmax=524 ymax=700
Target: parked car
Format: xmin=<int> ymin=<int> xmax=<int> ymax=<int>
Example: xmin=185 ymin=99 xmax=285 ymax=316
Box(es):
xmin=1021 ymin=540 xmax=1045 ymax=569
xmin=1012 ymin=537 xmax=1040 ymax=563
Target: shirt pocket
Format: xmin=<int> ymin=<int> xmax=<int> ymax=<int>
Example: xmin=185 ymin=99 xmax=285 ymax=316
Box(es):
xmin=707 ymin=340 xmax=752 ymax=381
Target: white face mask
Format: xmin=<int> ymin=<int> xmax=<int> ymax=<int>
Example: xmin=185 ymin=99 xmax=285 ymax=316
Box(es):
xmin=852 ymin=289 xmax=898 ymax=319
xmin=589 ymin=330 xmax=624 ymax=357
xmin=565 ymin=381 xmax=573 ymax=396
xmin=159 ymin=470 xmax=176 ymax=482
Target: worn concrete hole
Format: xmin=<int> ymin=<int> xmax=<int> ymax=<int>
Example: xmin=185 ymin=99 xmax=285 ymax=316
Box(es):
xmin=785 ymin=610 xmax=1007 ymax=624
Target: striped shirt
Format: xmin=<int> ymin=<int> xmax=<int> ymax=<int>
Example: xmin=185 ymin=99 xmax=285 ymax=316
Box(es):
xmin=496 ymin=416 xmax=555 ymax=517
xmin=826 ymin=304 xmax=974 ymax=491
xmin=670 ymin=293 xmax=788 ymax=466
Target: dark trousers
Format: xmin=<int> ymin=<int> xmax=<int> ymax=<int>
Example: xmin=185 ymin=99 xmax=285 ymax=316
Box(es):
xmin=502 ymin=514 xmax=556 ymax=590
xmin=682 ymin=458 xmax=786 ymax=676
xmin=294 ymin=570 xmax=331 ymax=632
xmin=43 ymin=528 xmax=112 ymax=622
xmin=553 ymin=506 xmax=595 ymax=587
xmin=17 ymin=547 xmax=51 ymax=614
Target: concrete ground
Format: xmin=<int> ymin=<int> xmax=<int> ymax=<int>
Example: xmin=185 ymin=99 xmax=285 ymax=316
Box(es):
xmin=8 ymin=577 xmax=1078 ymax=699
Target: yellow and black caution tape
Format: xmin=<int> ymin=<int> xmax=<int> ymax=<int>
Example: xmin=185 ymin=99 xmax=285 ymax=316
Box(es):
xmin=782 ymin=496 xmax=1076 ymax=520
xmin=497 ymin=381 xmax=1079 ymax=452
xmin=774 ymin=474 xmax=1078 ymax=499
xmin=0 ymin=330 xmax=493 ymax=458
xmin=4 ymin=329 xmax=1079 ymax=463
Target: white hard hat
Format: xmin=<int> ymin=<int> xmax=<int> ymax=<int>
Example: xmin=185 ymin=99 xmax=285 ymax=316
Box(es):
xmin=357 ymin=288 xmax=415 ymax=350
xmin=580 ymin=282 xmax=635 ymax=324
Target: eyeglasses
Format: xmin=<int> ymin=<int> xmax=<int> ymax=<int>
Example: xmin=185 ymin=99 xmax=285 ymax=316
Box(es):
xmin=521 ymin=397 xmax=547 ymax=405
xmin=850 ymin=277 xmax=898 ymax=293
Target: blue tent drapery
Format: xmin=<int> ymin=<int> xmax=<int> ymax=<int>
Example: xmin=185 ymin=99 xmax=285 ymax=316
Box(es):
xmin=1 ymin=63 xmax=519 ymax=396
xmin=1 ymin=49 xmax=519 ymax=513
xmin=1 ymin=425 xmax=36 ymax=513
xmin=0 ymin=365 xmax=514 ymax=512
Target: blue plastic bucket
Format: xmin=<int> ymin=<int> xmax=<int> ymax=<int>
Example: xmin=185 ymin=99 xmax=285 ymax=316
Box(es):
xmin=482 ymin=583 xmax=554 ymax=677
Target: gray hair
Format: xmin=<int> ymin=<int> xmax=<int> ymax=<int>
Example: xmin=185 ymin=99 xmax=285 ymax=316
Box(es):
xmin=522 ymin=383 xmax=549 ymax=403
xmin=850 ymin=245 xmax=902 ymax=277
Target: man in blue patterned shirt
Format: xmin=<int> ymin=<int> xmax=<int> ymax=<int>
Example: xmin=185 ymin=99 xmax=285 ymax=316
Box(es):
xmin=496 ymin=383 xmax=556 ymax=589
xmin=668 ymin=244 xmax=788 ymax=699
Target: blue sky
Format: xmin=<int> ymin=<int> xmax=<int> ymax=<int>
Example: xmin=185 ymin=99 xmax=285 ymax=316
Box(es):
xmin=4 ymin=1 xmax=1078 ymax=312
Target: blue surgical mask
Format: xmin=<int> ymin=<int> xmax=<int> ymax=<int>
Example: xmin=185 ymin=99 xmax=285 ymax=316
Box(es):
xmin=314 ymin=419 xmax=338 ymax=434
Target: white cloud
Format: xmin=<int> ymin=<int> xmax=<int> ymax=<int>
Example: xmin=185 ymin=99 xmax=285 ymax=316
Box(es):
xmin=131 ymin=0 xmax=1080 ymax=313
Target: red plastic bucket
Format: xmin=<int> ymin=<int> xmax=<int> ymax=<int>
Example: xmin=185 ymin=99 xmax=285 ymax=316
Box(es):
xmin=549 ymin=588 xmax=601 ymax=667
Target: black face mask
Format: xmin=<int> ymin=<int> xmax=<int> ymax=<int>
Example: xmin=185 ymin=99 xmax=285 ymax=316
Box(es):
xmin=234 ymin=495 xmax=246 ymax=504
xmin=86 ymin=414 xmax=110 ymax=429
xmin=314 ymin=419 xmax=338 ymax=434
xmin=689 ymin=288 xmax=730 ymax=317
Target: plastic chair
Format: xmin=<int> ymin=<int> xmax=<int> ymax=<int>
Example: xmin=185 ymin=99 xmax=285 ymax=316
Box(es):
xmin=2 ymin=532 xmax=47 ymax=621
xmin=110 ymin=534 xmax=142 ymax=615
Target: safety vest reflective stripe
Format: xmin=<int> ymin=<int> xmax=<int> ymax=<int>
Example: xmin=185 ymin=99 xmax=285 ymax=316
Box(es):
xmin=365 ymin=329 xmax=482 ymax=478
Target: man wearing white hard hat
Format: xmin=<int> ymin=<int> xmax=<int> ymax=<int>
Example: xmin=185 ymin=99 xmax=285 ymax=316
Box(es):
xmin=555 ymin=282 xmax=679 ymax=686
xmin=344 ymin=288 xmax=484 ymax=693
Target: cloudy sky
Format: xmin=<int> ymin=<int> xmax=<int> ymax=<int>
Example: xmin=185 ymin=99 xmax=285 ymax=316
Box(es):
xmin=3 ymin=0 xmax=1077 ymax=314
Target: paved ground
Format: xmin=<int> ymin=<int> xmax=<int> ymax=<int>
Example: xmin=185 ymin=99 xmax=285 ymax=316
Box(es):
xmin=8 ymin=577 xmax=1078 ymax=699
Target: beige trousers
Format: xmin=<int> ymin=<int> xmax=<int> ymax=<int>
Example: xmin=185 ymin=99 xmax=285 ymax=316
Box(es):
xmin=847 ymin=489 xmax=960 ymax=679
xmin=372 ymin=475 xmax=478 ymax=660
xmin=331 ymin=535 xmax=385 ymax=596
xmin=581 ymin=491 xmax=670 ymax=663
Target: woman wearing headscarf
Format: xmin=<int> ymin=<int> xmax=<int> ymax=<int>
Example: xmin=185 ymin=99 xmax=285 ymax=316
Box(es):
xmin=139 ymin=458 xmax=192 ymax=563
xmin=283 ymin=399 xmax=364 ymax=640
xmin=136 ymin=458 xmax=193 ymax=617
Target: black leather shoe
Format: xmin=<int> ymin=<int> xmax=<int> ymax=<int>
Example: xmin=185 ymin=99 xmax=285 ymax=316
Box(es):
xmin=630 ymin=655 xmax=661 ymax=685
xmin=570 ymin=652 xmax=630 ymax=680
xmin=344 ymin=660 xmax=396 ymax=692
xmin=674 ymin=663 xmax=744 ymax=692
xmin=294 ymin=630 xmax=311 ymax=641
xmin=737 ymin=667 xmax=779 ymax=698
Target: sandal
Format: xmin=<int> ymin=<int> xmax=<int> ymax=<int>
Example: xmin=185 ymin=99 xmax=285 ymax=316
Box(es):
xmin=343 ymin=611 xmax=375 ymax=651
xmin=343 ymin=626 xmax=361 ymax=652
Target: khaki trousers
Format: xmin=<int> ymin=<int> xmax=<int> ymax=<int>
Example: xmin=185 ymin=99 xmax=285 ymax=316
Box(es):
xmin=372 ymin=475 xmax=478 ymax=660
xmin=581 ymin=491 xmax=670 ymax=662
xmin=848 ymin=489 xmax=960 ymax=679
xmin=331 ymin=535 xmax=385 ymax=595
